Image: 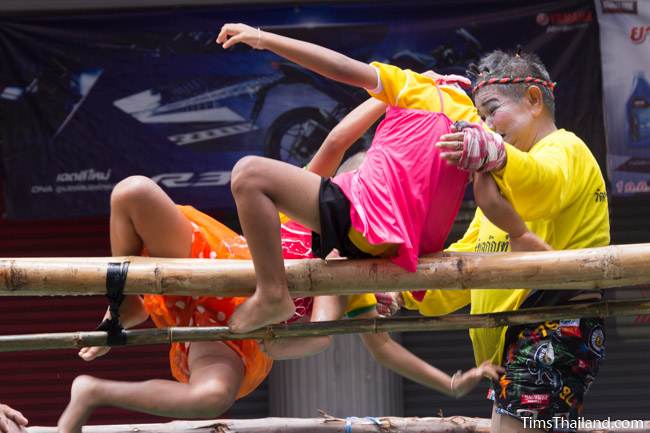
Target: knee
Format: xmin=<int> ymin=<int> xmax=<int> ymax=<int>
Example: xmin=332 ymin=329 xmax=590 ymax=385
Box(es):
xmin=111 ymin=176 xmax=159 ymax=211
xmin=190 ymin=386 xmax=237 ymax=418
xmin=230 ymin=156 xmax=265 ymax=197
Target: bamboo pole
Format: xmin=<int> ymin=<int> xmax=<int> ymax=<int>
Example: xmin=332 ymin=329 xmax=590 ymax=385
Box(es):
xmin=1 ymin=299 xmax=648 ymax=353
xmin=25 ymin=416 xmax=650 ymax=433
xmin=29 ymin=416 xmax=492 ymax=433
xmin=0 ymin=243 xmax=649 ymax=297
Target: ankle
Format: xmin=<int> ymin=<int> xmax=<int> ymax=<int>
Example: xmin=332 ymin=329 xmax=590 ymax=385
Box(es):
xmin=257 ymin=287 xmax=291 ymax=303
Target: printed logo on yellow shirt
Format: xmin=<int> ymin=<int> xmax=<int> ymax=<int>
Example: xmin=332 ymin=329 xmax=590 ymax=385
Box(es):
xmin=475 ymin=234 xmax=510 ymax=253
xmin=593 ymin=187 xmax=607 ymax=203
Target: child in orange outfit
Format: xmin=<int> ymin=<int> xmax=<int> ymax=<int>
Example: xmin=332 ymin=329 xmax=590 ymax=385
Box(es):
xmin=57 ymin=177 xmax=315 ymax=433
xmin=144 ymin=207 xmax=318 ymax=385
xmin=141 ymin=205 xmax=272 ymax=393
xmin=58 ymin=93 xmax=399 ymax=433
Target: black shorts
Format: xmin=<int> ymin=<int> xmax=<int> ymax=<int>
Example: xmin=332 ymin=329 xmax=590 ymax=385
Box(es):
xmin=491 ymin=317 xmax=605 ymax=432
xmin=311 ymin=178 xmax=372 ymax=260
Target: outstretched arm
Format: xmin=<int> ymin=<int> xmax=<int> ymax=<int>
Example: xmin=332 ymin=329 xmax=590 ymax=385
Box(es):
xmin=308 ymin=98 xmax=386 ymax=177
xmin=262 ymin=295 xmax=347 ymax=360
xmin=217 ymin=23 xmax=377 ymax=90
xmin=358 ymin=310 xmax=502 ymax=398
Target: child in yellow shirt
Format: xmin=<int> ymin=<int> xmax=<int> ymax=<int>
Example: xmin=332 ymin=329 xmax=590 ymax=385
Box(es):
xmin=419 ymin=50 xmax=609 ymax=433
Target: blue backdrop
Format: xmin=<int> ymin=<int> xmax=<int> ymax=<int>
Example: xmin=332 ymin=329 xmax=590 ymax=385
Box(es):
xmin=0 ymin=0 xmax=604 ymax=219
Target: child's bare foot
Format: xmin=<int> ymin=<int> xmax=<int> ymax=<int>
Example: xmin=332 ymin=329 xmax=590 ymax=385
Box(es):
xmin=57 ymin=375 xmax=100 ymax=433
xmin=229 ymin=291 xmax=295 ymax=334
xmin=78 ymin=346 xmax=110 ymax=361
xmin=262 ymin=336 xmax=331 ymax=360
xmin=509 ymin=231 xmax=552 ymax=252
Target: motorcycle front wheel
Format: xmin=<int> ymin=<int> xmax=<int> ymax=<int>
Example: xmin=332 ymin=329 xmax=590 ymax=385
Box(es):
xmin=265 ymin=108 xmax=332 ymax=167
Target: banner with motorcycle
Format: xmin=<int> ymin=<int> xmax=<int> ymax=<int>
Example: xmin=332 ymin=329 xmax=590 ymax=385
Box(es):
xmin=596 ymin=0 xmax=650 ymax=196
xmin=0 ymin=0 xmax=603 ymax=219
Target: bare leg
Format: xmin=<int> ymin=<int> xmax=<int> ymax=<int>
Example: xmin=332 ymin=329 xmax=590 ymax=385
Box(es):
xmin=490 ymin=404 xmax=545 ymax=433
xmin=79 ymin=176 xmax=193 ymax=361
xmin=58 ymin=341 xmax=244 ymax=433
xmin=263 ymin=295 xmax=347 ymax=360
xmin=110 ymin=175 xmax=193 ymax=258
xmin=229 ymin=156 xmax=322 ymax=333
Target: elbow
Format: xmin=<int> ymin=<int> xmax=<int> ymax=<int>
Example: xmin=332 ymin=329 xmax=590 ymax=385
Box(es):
xmin=362 ymin=337 xmax=391 ymax=364
xmin=367 ymin=348 xmax=390 ymax=367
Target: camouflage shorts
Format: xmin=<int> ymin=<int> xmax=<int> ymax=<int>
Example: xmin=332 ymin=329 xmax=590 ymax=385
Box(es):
xmin=490 ymin=318 xmax=605 ymax=431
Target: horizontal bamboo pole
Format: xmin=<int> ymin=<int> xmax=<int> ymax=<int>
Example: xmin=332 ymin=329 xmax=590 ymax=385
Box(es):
xmin=29 ymin=416 xmax=492 ymax=433
xmin=1 ymin=299 xmax=648 ymax=353
xmin=25 ymin=416 xmax=650 ymax=433
xmin=0 ymin=243 xmax=649 ymax=297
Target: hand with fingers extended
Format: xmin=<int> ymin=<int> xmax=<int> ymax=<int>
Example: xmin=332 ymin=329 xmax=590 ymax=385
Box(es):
xmin=437 ymin=121 xmax=506 ymax=172
xmin=0 ymin=404 xmax=28 ymax=433
xmin=78 ymin=345 xmax=111 ymax=362
xmin=216 ymin=23 xmax=263 ymax=50
xmin=450 ymin=361 xmax=505 ymax=398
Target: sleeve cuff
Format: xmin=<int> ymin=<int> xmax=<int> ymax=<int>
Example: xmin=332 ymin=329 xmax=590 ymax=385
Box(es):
xmin=366 ymin=64 xmax=383 ymax=94
xmin=346 ymin=304 xmax=377 ymax=318
xmin=494 ymin=143 xmax=524 ymax=182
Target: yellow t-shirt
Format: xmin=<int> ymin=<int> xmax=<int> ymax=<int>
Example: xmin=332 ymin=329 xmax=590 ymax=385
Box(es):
xmin=346 ymin=293 xmax=378 ymax=318
xmin=403 ymin=129 xmax=610 ymax=366
xmin=367 ymin=61 xmax=482 ymax=123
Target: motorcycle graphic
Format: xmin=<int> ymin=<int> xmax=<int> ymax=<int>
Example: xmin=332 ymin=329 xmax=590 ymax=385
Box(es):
xmin=112 ymin=27 xmax=482 ymax=167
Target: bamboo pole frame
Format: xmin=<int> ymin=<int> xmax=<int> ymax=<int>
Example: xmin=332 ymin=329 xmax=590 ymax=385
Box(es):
xmin=1 ymin=299 xmax=648 ymax=353
xmin=27 ymin=416 xmax=493 ymax=433
xmin=1 ymin=243 xmax=649 ymax=297
xmin=24 ymin=416 xmax=650 ymax=433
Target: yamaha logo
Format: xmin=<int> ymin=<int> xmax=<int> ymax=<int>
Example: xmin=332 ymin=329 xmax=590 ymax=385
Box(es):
xmin=536 ymin=10 xmax=593 ymax=26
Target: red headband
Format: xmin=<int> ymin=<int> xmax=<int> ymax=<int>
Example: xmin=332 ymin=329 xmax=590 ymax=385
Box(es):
xmin=472 ymin=76 xmax=557 ymax=97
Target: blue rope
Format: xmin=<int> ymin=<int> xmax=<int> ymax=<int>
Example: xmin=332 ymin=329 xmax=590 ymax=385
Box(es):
xmin=344 ymin=417 xmax=382 ymax=433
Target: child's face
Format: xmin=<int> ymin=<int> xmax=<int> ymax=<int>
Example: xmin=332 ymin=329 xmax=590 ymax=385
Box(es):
xmin=475 ymin=87 xmax=535 ymax=151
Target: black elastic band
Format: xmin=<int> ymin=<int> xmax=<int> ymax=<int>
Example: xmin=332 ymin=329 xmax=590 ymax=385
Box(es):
xmin=96 ymin=261 xmax=130 ymax=346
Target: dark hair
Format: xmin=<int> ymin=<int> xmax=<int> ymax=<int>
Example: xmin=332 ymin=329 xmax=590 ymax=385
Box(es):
xmin=468 ymin=49 xmax=555 ymax=119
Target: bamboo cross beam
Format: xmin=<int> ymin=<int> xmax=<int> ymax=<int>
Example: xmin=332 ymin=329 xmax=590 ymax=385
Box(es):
xmin=27 ymin=416 xmax=494 ymax=433
xmin=24 ymin=416 xmax=650 ymax=433
xmin=0 ymin=243 xmax=649 ymax=297
xmin=1 ymin=299 xmax=648 ymax=353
